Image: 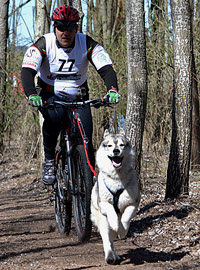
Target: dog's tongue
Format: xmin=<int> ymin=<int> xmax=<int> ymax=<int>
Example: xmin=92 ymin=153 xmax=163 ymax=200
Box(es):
xmin=112 ymin=160 xmax=121 ymax=168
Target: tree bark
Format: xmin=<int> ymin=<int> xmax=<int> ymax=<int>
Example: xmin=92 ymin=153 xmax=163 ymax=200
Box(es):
xmin=72 ymin=0 xmax=84 ymax=33
xmin=190 ymin=0 xmax=200 ymax=169
xmin=35 ymin=0 xmax=46 ymax=41
xmin=166 ymin=0 xmax=192 ymax=199
xmin=125 ymin=0 xmax=148 ymax=177
xmin=87 ymin=0 xmax=93 ymax=35
xmin=0 ymin=0 xmax=9 ymax=150
xmin=34 ymin=0 xmax=47 ymax=169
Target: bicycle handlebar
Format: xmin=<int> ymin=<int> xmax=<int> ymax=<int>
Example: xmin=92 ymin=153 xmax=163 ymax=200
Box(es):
xmin=41 ymin=98 xmax=112 ymax=109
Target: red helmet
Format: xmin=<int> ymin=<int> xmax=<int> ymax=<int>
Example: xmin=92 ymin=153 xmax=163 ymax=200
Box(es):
xmin=52 ymin=5 xmax=80 ymax=22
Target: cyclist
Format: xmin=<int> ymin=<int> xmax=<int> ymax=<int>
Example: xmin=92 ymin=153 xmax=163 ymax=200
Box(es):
xmin=21 ymin=5 xmax=120 ymax=185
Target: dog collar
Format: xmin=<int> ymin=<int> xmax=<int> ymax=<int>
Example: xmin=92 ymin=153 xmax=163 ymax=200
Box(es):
xmin=103 ymin=179 xmax=124 ymax=214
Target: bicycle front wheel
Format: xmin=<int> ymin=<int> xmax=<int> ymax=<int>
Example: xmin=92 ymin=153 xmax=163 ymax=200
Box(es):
xmin=54 ymin=151 xmax=72 ymax=235
xmin=72 ymin=145 xmax=93 ymax=242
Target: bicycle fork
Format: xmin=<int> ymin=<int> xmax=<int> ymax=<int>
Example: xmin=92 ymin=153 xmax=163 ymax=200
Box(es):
xmin=64 ymin=134 xmax=75 ymax=195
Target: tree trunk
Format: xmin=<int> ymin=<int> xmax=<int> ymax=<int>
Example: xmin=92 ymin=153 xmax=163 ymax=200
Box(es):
xmin=35 ymin=0 xmax=47 ymax=169
xmin=191 ymin=55 xmax=200 ymax=169
xmin=149 ymin=0 xmax=168 ymax=144
xmin=71 ymin=0 xmax=84 ymax=33
xmin=166 ymin=0 xmax=192 ymax=199
xmin=190 ymin=0 xmax=200 ymax=169
xmin=35 ymin=0 xmax=46 ymax=41
xmin=125 ymin=0 xmax=148 ymax=177
xmin=101 ymin=0 xmax=108 ymax=46
xmin=0 ymin=0 xmax=9 ymax=151
xmin=93 ymin=0 xmax=101 ymax=38
xmin=45 ymin=0 xmax=52 ymax=33
xmin=87 ymin=0 xmax=93 ymax=35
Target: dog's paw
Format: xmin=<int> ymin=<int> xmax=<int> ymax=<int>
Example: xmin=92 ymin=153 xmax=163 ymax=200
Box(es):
xmin=106 ymin=251 xmax=121 ymax=265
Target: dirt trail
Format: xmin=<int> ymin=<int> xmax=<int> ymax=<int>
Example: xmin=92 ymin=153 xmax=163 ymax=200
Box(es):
xmin=0 ymin=157 xmax=200 ymax=269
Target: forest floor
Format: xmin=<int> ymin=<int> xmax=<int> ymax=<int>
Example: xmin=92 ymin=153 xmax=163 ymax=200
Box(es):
xmin=0 ymin=153 xmax=200 ymax=270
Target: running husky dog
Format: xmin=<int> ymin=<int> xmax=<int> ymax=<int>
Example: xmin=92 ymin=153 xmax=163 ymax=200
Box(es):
xmin=90 ymin=129 xmax=140 ymax=264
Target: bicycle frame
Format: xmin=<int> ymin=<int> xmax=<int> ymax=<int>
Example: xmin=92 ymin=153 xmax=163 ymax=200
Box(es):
xmin=59 ymin=108 xmax=89 ymax=193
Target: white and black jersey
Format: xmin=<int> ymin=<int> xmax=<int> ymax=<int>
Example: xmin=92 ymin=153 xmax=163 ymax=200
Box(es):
xmin=21 ymin=32 xmax=118 ymax=99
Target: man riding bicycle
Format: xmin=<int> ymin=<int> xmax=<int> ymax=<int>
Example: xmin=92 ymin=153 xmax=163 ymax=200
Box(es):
xmin=21 ymin=5 xmax=120 ymax=185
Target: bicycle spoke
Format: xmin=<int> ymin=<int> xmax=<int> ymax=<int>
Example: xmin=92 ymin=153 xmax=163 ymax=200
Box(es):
xmin=72 ymin=145 xmax=93 ymax=242
xmin=54 ymin=152 xmax=72 ymax=235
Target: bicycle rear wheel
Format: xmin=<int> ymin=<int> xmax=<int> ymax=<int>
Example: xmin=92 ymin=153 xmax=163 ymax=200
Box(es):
xmin=54 ymin=150 xmax=72 ymax=235
xmin=72 ymin=144 xmax=93 ymax=242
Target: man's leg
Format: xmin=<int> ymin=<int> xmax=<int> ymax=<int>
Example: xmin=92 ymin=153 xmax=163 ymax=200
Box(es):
xmin=40 ymin=117 xmax=61 ymax=185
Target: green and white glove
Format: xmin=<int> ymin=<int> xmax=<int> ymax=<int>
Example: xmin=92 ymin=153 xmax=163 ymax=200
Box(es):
xmin=105 ymin=88 xmax=120 ymax=104
xmin=29 ymin=95 xmax=43 ymax=107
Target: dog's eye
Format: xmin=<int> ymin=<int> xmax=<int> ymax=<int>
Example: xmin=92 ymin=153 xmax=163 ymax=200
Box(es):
xmin=107 ymin=145 xmax=113 ymax=148
xmin=120 ymin=144 xmax=125 ymax=147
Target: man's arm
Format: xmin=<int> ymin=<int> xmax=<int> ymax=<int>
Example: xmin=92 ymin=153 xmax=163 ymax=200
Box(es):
xmin=86 ymin=35 xmax=118 ymax=91
xmin=21 ymin=68 xmax=37 ymax=97
xmin=97 ymin=65 xmax=118 ymax=91
xmin=86 ymin=35 xmax=119 ymax=103
xmin=21 ymin=36 xmax=46 ymax=97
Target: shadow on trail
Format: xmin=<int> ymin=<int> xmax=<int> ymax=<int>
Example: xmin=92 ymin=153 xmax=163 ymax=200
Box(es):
xmin=0 ymin=201 xmax=49 ymax=213
xmin=121 ymin=201 xmax=192 ymax=266
xmin=0 ymin=241 xmax=81 ymax=262
xmin=122 ymin=247 xmax=188 ymax=265
xmin=0 ymin=227 xmax=56 ymax=238
xmin=128 ymin=202 xmax=193 ymax=235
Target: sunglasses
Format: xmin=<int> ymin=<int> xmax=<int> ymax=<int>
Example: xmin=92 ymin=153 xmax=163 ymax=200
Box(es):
xmin=56 ymin=23 xmax=77 ymax=32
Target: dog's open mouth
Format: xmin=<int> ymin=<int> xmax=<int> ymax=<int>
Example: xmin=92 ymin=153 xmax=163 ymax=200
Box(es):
xmin=108 ymin=156 xmax=123 ymax=168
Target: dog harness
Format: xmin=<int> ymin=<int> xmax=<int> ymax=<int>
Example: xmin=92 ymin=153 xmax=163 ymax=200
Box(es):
xmin=103 ymin=179 xmax=124 ymax=214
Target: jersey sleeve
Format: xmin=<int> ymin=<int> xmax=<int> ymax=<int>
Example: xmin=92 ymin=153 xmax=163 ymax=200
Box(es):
xmin=91 ymin=45 xmax=113 ymax=70
xmin=98 ymin=65 xmax=118 ymax=91
xmin=21 ymin=37 xmax=46 ymax=97
xmin=86 ymin=35 xmax=118 ymax=91
xmin=22 ymin=37 xmax=46 ymax=72
xmin=86 ymin=36 xmax=112 ymax=70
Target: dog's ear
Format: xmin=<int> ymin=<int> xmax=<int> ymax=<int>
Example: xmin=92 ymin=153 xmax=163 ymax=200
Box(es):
xmin=104 ymin=129 xmax=110 ymax=138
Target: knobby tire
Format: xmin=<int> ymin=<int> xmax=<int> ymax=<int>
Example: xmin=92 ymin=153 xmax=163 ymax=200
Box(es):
xmin=72 ymin=144 xmax=93 ymax=242
xmin=54 ymin=151 xmax=72 ymax=235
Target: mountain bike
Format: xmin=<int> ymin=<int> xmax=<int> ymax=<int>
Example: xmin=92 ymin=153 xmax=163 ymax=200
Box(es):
xmin=44 ymin=96 xmax=109 ymax=242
